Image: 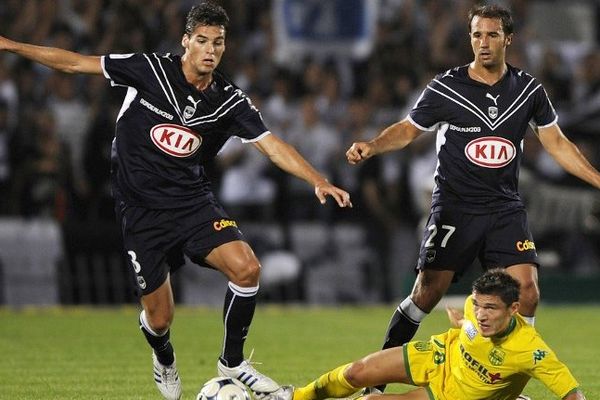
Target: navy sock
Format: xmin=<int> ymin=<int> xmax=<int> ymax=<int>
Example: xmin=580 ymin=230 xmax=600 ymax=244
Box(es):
xmin=139 ymin=311 xmax=174 ymax=366
xmin=220 ymin=282 xmax=258 ymax=367
xmin=381 ymin=308 xmax=420 ymax=350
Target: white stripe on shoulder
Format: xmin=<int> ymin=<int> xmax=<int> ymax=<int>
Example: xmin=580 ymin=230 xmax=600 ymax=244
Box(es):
xmin=152 ymin=53 xmax=183 ymax=118
xmin=432 ymin=79 xmax=489 ymax=123
xmin=142 ymin=54 xmax=183 ymax=121
xmin=187 ymin=98 xmax=246 ymax=126
xmin=185 ymin=93 xmax=241 ymax=124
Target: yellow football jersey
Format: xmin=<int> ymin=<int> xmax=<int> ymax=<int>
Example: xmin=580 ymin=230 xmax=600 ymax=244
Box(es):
xmin=405 ymin=295 xmax=580 ymax=399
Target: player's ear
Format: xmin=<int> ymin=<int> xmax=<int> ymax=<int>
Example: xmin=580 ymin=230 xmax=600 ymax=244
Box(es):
xmin=182 ymin=34 xmax=190 ymax=49
xmin=505 ymin=34 xmax=513 ymax=47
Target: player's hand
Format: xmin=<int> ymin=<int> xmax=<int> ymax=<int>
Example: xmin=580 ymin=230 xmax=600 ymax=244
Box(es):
xmin=446 ymin=307 xmax=464 ymax=328
xmin=346 ymin=142 xmax=374 ymax=164
xmin=314 ymin=181 xmax=353 ymax=208
xmin=0 ymin=35 xmax=11 ymax=51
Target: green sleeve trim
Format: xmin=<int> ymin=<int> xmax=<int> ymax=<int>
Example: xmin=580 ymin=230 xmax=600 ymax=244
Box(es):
xmin=425 ymin=386 xmax=436 ymax=400
xmin=403 ymin=344 xmax=415 ymax=386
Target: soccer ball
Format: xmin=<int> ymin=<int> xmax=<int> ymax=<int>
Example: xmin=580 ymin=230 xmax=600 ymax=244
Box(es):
xmin=196 ymin=377 xmax=251 ymax=400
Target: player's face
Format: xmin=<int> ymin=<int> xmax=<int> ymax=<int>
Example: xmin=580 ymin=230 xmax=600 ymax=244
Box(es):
xmin=471 ymin=292 xmax=519 ymax=337
xmin=469 ymin=16 xmax=512 ymax=69
xmin=182 ymin=25 xmax=226 ymax=75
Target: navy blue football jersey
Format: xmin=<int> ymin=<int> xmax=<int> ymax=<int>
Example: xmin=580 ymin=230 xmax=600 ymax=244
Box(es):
xmin=101 ymin=53 xmax=269 ymax=208
xmin=408 ymin=64 xmax=557 ymax=213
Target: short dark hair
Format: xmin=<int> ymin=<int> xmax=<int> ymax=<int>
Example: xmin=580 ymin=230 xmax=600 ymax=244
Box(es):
xmin=472 ymin=269 xmax=520 ymax=307
xmin=185 ymin=2 xmax=229 ymax=35
xmin=468 ymin=4 xmax=514 ymax=35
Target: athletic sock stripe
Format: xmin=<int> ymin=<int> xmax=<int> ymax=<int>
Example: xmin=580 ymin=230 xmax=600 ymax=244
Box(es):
xmin=228 ymin=281 xmax=259 ymax=297
xmin=398 ymin=307 xmax=420 ymax=325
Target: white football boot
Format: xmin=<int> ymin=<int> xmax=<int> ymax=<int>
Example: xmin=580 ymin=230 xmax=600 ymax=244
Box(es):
xmin=217 ymin=359 xmax=279 ymax=399
xmin=153 ymin=352 xmax=182 ymax=400
xmin=262 ymin=385 xmax=294 ymax=400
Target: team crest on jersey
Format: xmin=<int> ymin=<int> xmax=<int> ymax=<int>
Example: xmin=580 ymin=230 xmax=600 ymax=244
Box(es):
xmin=464 ymin=136 xmax=516 ymax=168
xmin=488 ymin=347 xmax=505 ymax=366
xmin=184 ymin=105 xmax=195 ymax=119
xmin=425 ymin=249 xmax=436 ymax=263
xmin=413 ymin=341 xmax=432 ymax=352
xmin=150 ymin=124 xmax=202 ymax=158
xmin=184 ymin=95 xmax=202 ymax=119
xmin=485 ymin=93 xmax=500 ymax=119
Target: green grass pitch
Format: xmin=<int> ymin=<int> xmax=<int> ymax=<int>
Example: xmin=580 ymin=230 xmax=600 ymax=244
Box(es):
xmin=1 ymin=304 xmax=598 ymax=399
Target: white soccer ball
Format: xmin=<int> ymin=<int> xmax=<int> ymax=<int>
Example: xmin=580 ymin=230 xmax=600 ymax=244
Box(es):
xmin=196 ymin=377 xmax=252 ymax=400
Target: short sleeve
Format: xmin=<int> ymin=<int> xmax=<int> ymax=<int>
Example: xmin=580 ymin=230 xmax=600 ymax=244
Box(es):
xmin=229 ymin=94 xmax=270 ymax=142
xmin=525 ymin=339 xmax=579 ymax=398
xmin=102 ymin=53 xmax=153 ymax=89
xmin=409 ymin=85 xmax=444 ymax=131
xmin=531 ymin=84 xmax=558 ymax=128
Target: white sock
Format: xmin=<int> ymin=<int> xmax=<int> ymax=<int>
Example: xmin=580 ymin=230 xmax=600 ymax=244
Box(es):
xmin=400 ymin=297 xmax=427 ymax=323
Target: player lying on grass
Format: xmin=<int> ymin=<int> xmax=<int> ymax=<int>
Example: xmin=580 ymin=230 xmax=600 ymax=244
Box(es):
xmin=269 ymin=269 xmax=586 ymax=400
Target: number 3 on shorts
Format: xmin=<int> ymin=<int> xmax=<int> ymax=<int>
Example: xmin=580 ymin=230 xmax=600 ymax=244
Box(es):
xmin=127 ymin=250 xmax=142 ymax=273
xmin=424 ymin=224 xmax=456 ymax=249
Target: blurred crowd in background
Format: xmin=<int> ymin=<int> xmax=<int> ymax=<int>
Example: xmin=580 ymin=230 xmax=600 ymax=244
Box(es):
xmin=0 ymin=0 xmax=599 ymax=304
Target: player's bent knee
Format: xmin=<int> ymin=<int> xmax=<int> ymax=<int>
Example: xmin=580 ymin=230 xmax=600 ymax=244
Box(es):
xmin=229 ymin=260 xmax=261 ymax=286
xmin=344 ymin=361 xmax=368 ymax=388
xmin=145 ymin=309 xmax=174 ymax=333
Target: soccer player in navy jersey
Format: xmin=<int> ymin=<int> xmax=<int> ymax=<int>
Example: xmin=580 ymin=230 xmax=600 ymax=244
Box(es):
xmin=0 ymin=3 xmax=352 ymax=400
xmin=346 ymin=4 xmax=600 ymax=395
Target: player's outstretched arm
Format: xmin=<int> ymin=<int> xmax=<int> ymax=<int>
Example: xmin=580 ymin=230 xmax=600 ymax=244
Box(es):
xmin=346 ymin=118 xmax=423 ymax=165
xmin=0 ymin=35 xmax=102 ymax=75
xmin=536 ymin=124 xmax=600 ymax=190
xmin=253 ymin=133 xmax=352 ymax=208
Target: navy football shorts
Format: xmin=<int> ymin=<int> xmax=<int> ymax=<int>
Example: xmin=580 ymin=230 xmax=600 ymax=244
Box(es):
xmin=416 ymin=207 xmax=539 ymax=281
xmin=116 ymin=199 xmax=245 ymax=295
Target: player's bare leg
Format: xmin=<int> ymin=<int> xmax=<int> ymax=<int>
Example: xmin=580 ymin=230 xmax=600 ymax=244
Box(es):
xmin=206 ymin=241 xmax=280 ymax=397
xmin=291 ymin=347 xmax=426 ymax=400
xmin=361 ymin=390 xmax=429 ymax=400
xmin=505 ymin=263 xmax=539 ymax=324
xmin=140 ymin=276 xmax=181 ymax=400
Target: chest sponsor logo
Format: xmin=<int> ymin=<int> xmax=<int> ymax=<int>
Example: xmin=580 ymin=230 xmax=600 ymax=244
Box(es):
xmin=459 ymin=344 xmax=502 ymax=384
xmin=464 ymin=136 xmax=516 ymax=168
xmin=150 ymin=124 xmax=201 ymax=158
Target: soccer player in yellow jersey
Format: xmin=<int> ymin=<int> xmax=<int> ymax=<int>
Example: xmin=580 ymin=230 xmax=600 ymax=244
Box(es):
xmin=270 ymin=270 xmax=585 ymax=400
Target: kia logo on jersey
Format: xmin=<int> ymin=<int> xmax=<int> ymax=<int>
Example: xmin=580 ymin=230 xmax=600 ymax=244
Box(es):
xmin=150 ymin=124 xmax=202 ymax=157
xmin=464 ymin=136 xmax=516 ymax=168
